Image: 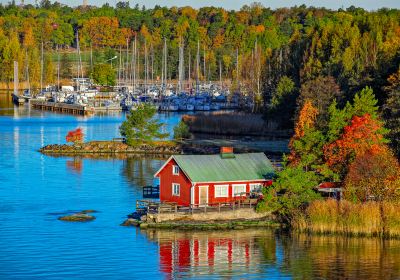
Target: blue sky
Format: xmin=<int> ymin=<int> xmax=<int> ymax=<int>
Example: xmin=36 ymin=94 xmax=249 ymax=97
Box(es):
xmin=7 ymin=0 xmax=400 ymax=10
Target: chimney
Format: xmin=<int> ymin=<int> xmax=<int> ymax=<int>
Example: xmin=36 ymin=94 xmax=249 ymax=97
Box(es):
xmin=220 ymin=147 xmax=235 ymax=158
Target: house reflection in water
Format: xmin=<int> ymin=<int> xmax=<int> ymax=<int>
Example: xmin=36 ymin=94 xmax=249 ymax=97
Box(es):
xmin=144 ymin=229 xmax=275 ymax=278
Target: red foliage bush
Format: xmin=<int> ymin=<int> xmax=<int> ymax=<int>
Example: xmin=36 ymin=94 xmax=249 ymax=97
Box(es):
xmin=66 ymin=128 xmax=84 ymax=144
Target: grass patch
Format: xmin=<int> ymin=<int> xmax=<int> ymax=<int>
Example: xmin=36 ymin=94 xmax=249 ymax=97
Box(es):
xmin=294 ymin=199 xmax=400 ymax=238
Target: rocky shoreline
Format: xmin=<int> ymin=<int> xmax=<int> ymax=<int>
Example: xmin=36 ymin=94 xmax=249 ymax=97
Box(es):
xmin=122 ymin=218 xmax=280 ymax=230
xmin=39 ymin=141 xmax=184 ymax=155
xmin=39 ymin=140 xmax=255 ymax=156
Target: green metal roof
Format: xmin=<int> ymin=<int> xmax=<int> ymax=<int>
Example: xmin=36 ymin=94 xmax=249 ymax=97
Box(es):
xmin=172 ymin=153 xmax=275 ymax=183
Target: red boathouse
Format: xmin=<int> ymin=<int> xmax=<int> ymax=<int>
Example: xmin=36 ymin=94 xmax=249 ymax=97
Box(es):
xmin=154 ymin=148 xmax=275 ymax=207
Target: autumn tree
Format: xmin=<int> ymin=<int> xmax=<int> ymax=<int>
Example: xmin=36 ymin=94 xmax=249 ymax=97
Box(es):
xmin=383 ymin=68 xmax=400 ymax=157
xmin=344 ymin=149 xmax=400 ymax=202
xmin=324 ymin=113 xmax=389 ymax=177
xmin=297 ymin=76 xmax=343 ymax=128
xmin=66 ymin=128 xmax=84 ymax=145
xmin=288 ymin=100 xmax=325 ymax=171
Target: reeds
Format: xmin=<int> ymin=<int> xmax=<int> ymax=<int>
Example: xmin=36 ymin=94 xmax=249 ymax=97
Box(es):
xmin=294 ymin=199 xmax=400 ymax=238
xmin=182 ymin=113 xmax=283 ymax=136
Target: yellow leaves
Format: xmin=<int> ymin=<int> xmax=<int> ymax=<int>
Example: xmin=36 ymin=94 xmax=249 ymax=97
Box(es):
xmin=140 ymin=24 xmax=152 ymax=43
xmin=153 ymin=9 xmax=164 ymax=19
xmin=294 ymin=100 xmax=319 ymax=139
xmin=82 ymin=17 xmax=123 ymax=47
xmin=180 ymin=6 xmax=197 ymax=20
xmin=236 ymin=11 xmax=250 ymax=24
xmin=386 ymin=67 xmax=400 ymax=91
xmin=381 ymin=26 xmax=400 ymax=62
xmin=213 ymin=33 xmax=224 ymax=49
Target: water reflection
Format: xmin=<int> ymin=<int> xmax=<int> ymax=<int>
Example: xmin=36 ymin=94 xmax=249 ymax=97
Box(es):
xmin=143 ymin=229 xmax=278 ymax=279
xmin=280 ymin=234 xmax=400 ymax=279
xmin=66 ymin=158 xmax=83 ymax=173
xmin=142 ymin=229 xmax=400 ymax=279
xmin=122 ymin=155 xmax=164 ymax=187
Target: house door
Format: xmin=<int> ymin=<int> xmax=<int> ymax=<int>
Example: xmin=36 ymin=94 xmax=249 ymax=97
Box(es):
xmin=199 ymin=186 xmax=208 ymax=206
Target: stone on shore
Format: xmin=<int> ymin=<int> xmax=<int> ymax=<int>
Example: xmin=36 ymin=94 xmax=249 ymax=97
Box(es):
xmin=58 ymin=211 xmax=96 ymax=222
xmin=121 ymin=218 xmax=140 ymax=227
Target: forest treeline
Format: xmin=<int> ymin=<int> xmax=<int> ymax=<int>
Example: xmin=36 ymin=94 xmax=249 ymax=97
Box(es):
xmin=0 ymin=1 xmax=399 ymax=154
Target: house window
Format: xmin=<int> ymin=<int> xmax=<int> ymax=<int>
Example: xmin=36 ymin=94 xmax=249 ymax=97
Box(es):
xmin=172 ymin=183 xmax=180 ymax=196
xmin=173 ymin=165 xmax=179 ymax=175
xmin=233 ymin=184 xmax=246 ymax=197
xmin=215 ymin=185 xmax=229 ymax=198
xmin=250 ymin=183 xmax=263 ymax=193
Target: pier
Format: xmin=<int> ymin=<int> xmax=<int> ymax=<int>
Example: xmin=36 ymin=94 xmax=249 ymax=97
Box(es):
xmin=30 ymin=100 xmax=95 ymax=115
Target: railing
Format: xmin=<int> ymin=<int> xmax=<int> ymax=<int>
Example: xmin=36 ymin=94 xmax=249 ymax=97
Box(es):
xmin=143 ymin=186 xmax=160 ymax=198
xmin=135 ymin=197 xmax=259 ymax=215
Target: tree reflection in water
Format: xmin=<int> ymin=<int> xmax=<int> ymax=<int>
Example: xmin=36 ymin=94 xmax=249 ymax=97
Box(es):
xmin=66 ymin=157 xmax=83 ymax=173
xmin=143 ymin=229 xmax=400 ymax=279
xmin=121 ymin=155 xmax=165 ymax=187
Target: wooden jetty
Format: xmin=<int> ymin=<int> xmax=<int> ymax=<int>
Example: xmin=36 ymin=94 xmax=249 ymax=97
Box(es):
xmin=30 ymin=100 xmax=95 ymax=115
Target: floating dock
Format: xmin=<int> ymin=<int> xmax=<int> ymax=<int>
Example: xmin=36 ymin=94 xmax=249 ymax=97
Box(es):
xmin=30 ymin=100 xmax=95 ymax=115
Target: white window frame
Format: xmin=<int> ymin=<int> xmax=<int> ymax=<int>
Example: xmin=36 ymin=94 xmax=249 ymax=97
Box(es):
xmin=250 ymin=183 xmax=263 ymax=193
xmin=172 ymin=165 xmax=179 ymax=175
xmin=214 ymin=185 xmax=229 ymax=198
xmin=172 ymin=183 xmax=180 ymax=196
xmin=233 ymin=184 xmax=246 ymax=197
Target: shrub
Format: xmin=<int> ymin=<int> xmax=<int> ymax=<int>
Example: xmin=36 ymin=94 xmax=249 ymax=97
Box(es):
xmin=173 ymin=120 xmax=190 ymax=140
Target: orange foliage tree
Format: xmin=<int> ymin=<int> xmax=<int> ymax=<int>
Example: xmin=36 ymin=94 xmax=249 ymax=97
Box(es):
xmin=66 ymin=128 xmax=84 ymax=144
xmin=324 ymin=114 xmax=388 ymax=175
xmin=288 ymin=100 xmax=319 ymax=165
xmin=344 ymin=148 xmax=400 ymax=202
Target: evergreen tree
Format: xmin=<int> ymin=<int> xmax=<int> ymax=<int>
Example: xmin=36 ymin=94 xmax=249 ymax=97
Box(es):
xmin=119 ymin=103 xmax=169 ymax=146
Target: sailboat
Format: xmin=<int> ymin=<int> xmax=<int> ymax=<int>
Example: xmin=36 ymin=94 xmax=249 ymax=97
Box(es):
xmin=23 ymin=50 xmax=31 ymax=98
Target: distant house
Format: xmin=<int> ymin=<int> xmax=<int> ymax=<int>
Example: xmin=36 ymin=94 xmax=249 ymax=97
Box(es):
xmin=154 ymin=148 xmax=275 ymax=206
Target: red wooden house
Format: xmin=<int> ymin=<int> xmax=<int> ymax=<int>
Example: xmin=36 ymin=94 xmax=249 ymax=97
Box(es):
xmin=154 ymin=148 xmax=275 ymax=206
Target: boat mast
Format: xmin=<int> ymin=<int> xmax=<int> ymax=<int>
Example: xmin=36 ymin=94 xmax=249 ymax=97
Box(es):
xmin=203 ymin=45 xmax=206 ymax=82
xmin=178 ymin=38 xmax=184 ymax=93
xmin=133 ymin=36 xmax=137 ymax=93
xmin=57 ymin=44 xmax=60 ymax=91
xmin=188 ymin=49 xmax=191 ymax=92
xmin=136 ymin=40 xmax=140 ymax=93
xmin=125 ymin=38 xmax=129 ymax=87
xmin=151 ymin=43 xmax=154 ymax=86
xmin=196 ymin=40 xmax=200 ymax=93
xmin=219 ymin=59 xmax=222 ymax=90
xmin=236 ymin=48 xmax=240 ymax=92
xmin=40 ymin=40 xmax=43 ymax=92
xmin=144 ymin=39 xmax=148 ymax=96
xmin=76 ymin=30 xmax=83 ymax=83
xmin=14 ymin=61 xmax=18 ymax=96
xmin=25 ymin=49 xmax=31 ymax=93
xmin=163 ymin=38 xmax=167 ymax=96
xmin=118 ymin=46 xmax=122 ymax=88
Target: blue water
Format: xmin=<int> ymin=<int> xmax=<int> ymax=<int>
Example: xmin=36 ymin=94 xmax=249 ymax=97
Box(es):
xmin=1 ymin=93 xmax=400 ymax=279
